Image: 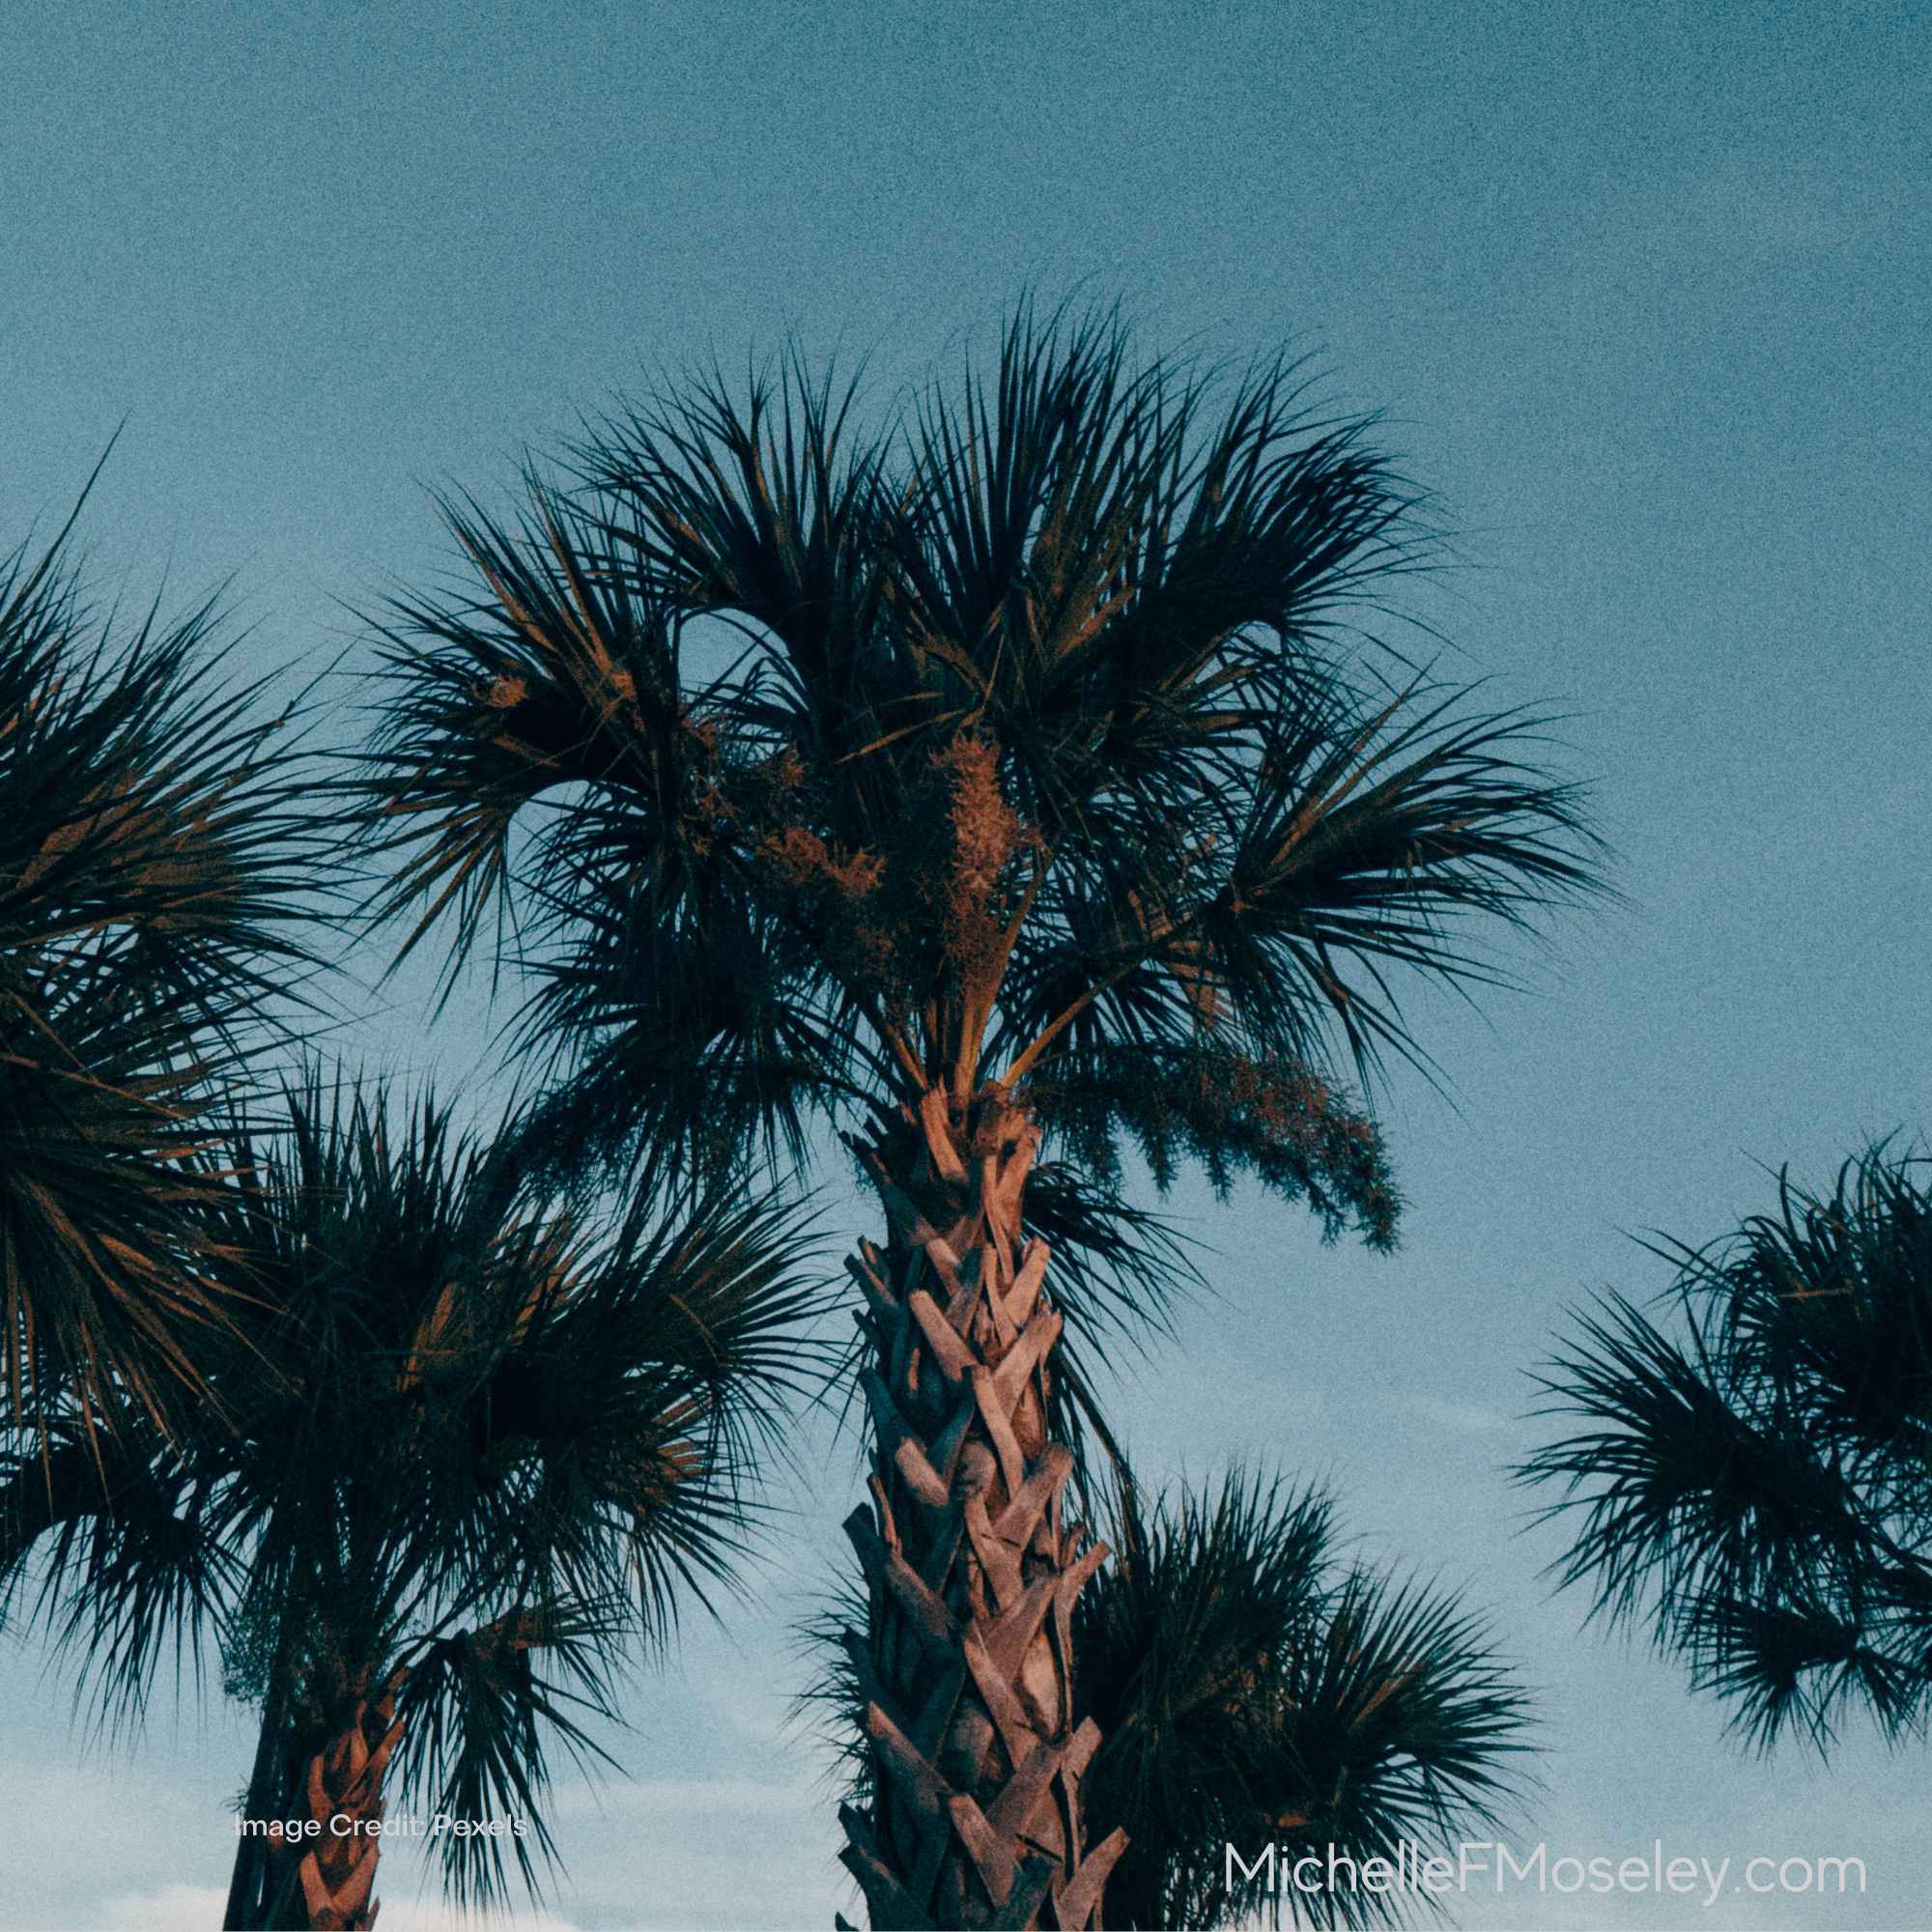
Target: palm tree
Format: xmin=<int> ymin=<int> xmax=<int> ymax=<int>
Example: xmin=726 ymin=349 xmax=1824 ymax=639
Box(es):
xmin=1520 ymin=1143 xmax=1932 ymax=1752
xmin=0 ymin=1078 xmax=822 ymax=1930
xmin=361 ymin=305 xmax=1598 ymax=1927
xmin=0 ymin=473 xmax=321 ymax=1436
xmin=1079 ymin=1474 xmax=1530 ymax=1929
xmin=811 ymin=1470 xmax=1532 ymax=1929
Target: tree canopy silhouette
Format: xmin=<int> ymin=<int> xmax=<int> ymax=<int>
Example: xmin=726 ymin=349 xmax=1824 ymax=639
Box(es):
xmin=1523 ymin=1143 xmax=1932 ymax=1752
xmin=0 ymin=473 xmax=323 ymax=1436
xmin=362 ymin=304 xmax=1599 ymax=1928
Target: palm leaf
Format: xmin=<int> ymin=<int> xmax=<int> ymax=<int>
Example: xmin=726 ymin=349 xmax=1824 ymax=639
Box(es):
xmin=0 ymin=488 xmax=327 ymax=1434
xmin=2 ymin=1072 xmax=830 ymax=1922
xmin=1079 ymin=1470 xmax=1533 ymax=1929
xmin=1520 ymin=1143 xmax=1932 ymax=1751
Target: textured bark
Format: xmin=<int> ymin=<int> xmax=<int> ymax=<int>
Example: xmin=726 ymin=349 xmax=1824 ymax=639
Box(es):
xmin=838 ymin=1089 xmax=1126 ymax=1931
xmin=253 ymin=1662 xmax=406 ymax=1931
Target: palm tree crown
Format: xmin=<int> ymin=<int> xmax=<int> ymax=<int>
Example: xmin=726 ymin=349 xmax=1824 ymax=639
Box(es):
xmin=811 ymin=1469 xmax=1533 ymax=1930
xmin=1077 ymin=1474 xmax=1530 ymax=1929
xmin=1 ymin=1078 xmax=822 ymax=1928
xmin=365 ymin=309 xmax=1595 ymax=1244
xmin=361 ymin=304 xmax=1600 ymax=1929
xmin=1521 ymin=1143 xmax=1932 ymax=1752
xmin=1 ymin=481 xmax=323 ymax=1432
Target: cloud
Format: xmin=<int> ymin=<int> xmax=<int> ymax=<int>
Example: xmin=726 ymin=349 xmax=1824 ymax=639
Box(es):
xmin=554 ymin=1775 xmax=821 ymax=1823
xmin=1389 ymin=1392 xmax=1513 ymax=1435
xmin=95 ymin=1887 xmax=583 ymax=1932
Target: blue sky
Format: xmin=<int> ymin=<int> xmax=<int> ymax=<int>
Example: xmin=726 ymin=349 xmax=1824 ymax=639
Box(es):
xmin=3 ymin=2 xmax=1929 ymax=1926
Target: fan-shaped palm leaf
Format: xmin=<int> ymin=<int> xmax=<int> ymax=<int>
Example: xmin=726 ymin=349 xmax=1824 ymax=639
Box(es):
xmin=0 ymin=485 xmax=325 ymax=1434
xmin=1520 ymin=1142 xmax=1932 ymax=1753
xmin=1078 ymin=1472 xmax=1531 ymax=1929
xmin=361 ymin=302 xmax=1597 ymax=1928
xmin=1 ymin=1074 xmax=827 ymax=1927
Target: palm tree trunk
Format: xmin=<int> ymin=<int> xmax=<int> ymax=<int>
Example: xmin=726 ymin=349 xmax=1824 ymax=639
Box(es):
xmin=222 ymin=1658 xmax=294 ymax=1929
xmin=250 ymin=1662 xmax=405 ymax=1932
xmin=838 ymin=1088 xmax=1127 ymax=1931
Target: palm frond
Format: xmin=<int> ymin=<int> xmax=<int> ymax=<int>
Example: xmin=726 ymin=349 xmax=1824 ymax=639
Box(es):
xmin=1079 ymin=1470 xmax=1533 ymax=1929
xmin=392 ymin=1598 xmax=627 ymax=1909
xmin=360 ymin=480 xmax=700 ymax=987
xmin=5 ymin=1414 xmax=234 ymax=1738
xmin=1520 ymin=1142 xmax=1932 ymax=1751
xmin=2 ymin=1070 xmax=829 ymax=1922
xmin=0 ymin=488 xmax=328 ymax=1433
xmin=574 ymin=349 xmax=895 ymax=727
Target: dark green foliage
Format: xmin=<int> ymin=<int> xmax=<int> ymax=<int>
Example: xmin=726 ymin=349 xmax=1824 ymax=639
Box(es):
xmin=802 ymin=1469 xmax=1532 ymax=1929
xmin=1521 ymin=1143 xmax=1932 ymax=1751
xmin=0 ymin=475 xmax=326 ymax=1434
xmin=361 ymin=303 xmax=1599 ymax=1326
xmin=0 ymin=1077 xmax=825 ymax=1909
xmin=1078 ymin=1474 xmax=1531 ymax=1928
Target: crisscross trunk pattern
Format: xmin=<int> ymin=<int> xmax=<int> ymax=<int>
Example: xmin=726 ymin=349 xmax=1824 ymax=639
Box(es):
xmin=257 ymin=1667 xmax=405 ymax=1931
xmin=838 ymin=1090 xmax=1126 ymax=1930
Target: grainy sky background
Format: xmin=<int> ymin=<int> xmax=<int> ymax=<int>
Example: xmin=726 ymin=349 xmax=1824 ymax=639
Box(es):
xmin=3 ymin=3 xmax=1928 ymax=1927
